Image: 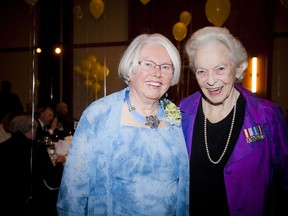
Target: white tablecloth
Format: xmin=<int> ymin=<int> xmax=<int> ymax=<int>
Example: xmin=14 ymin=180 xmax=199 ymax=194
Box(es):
xmin=55 ymin=138 xmax=72 ymax=155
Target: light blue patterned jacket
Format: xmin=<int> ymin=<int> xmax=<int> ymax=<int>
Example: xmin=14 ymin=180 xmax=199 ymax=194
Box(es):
xmin=57 ymin=87 xmax=189 ymax=216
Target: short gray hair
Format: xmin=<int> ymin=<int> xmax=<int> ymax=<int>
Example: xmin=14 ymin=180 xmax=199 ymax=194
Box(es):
xmin=118 ymin=33 xmax=181 ymax=86
xmin=185 ymin=26 xmax=248 ymax=82
xmin=11 ymin=115 xmax=38 ymax=134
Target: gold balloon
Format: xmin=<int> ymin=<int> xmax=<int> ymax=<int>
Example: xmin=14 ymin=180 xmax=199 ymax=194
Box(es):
xmin=87 ymin=54 xmax=97 ymax=63
xmin=83 ymin=79 xmax=93 ymax=89
xmin=89 ymin=0 xmax=104 ymax=19
xmin=205 ymin=0 xmax=231 ymax=27
xmin=91 ymin=62 xmax=101 ymax=75
xmin=172 ymin=22 xmax=187 ymax=42
xmin=80 ymin=59 xmax=92 ymax=71
xmin=91 ymin=82 xmax=101 ymax=92
xmin=95 ymin=66 xmax=109 ymax=81
xmin=180 ymin=11 xmax=192 ymax=26
xmin=73 ymin=65 xmax=82 ymax=76
xmin=140 ymin=0 xmax=150 ymax=5
xmin=80 ymin=70 xmax=91 ymax=79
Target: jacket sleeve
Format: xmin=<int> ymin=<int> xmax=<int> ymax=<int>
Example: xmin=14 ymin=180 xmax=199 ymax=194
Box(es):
xmin=57 ymin=98 xmax=115 ymax=216
xmin=57 ymin=109 xmax=95 ymax=216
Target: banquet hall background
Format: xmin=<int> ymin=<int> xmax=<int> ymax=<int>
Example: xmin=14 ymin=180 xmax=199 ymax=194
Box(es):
xmin=0 ymin=0 xmax=287 ymax=120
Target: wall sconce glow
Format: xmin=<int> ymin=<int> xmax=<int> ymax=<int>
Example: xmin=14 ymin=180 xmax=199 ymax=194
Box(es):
xmin=55 ymin=47 xmax=62 ymax=54
xmin=251 ymin=57 xmax=257 ymax=93
xmin=36 ymin=48 xmax=42 ymax=53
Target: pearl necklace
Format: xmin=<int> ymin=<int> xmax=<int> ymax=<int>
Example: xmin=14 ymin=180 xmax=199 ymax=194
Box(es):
xmin=204 ymin=100 xmax=237 ymax=164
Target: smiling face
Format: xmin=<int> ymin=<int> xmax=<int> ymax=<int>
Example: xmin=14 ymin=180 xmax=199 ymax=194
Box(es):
xmin=129 ymin=45 xmax=173 ymax=104
xmin=194 ymin=42 xmax=241 ymax=106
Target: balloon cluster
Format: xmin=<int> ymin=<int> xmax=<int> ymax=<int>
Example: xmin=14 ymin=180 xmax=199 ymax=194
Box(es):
xmin=172 ymin=11 xmax=192 ymax=42
xmin=205 ymin=0 xmax=231 ymax=27
xmin=89 ymin=0 xmax=105 ymax=20
xmin=74 ymin=55 xmax=109 ymax=96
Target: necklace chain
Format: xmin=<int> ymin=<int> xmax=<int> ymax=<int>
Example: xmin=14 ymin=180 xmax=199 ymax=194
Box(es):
xmin=204 ymin=100 xmax=237 ymax=164
xmin=124 ymin=89 xmax=163 ymax=129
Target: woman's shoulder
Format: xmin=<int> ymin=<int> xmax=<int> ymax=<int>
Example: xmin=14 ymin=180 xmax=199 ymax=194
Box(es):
xmin=78 ymin=88 xmax=126 ymax=125
xmin=237 ymin=85 xmax=281 ymax=113
xmin=238 ymin=85 xmax=285 ymax=123
xmin=180 ymin=91 xmax=201 ymax=103
xmin=179 ymin=91 xmax=201 ymax=113
xmin=84 ymin=88 xmax=125 ymax=113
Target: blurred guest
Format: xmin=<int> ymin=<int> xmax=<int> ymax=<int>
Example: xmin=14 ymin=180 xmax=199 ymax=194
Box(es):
xmin=0 ymin=113 xmax=14 ymax=143
xmin=0 ymin=123 xmax=10 ymax=143
xmin=55 ymin=102 xmax=76 ymax=136
xmin=57 ymin=33 xmax=189 ymax=215
xmin=35 ymin=106 xmax=59 ymax=142
xmin=0 ymin=114 xmax=65 ymax=216
xmin=180 ymin=26 xmax=288 ymax=215
xmin=0 ymin=80 xmax=24 ymax=122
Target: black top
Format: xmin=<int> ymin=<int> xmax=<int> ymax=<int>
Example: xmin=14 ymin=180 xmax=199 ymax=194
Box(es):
xmin=0 ymin=90 xmax=23 ymax=122
xmin=56 ymin=112 xmax=75 ymax=136
xmin=0 ymin=133 xmax=63 ymax=216
xmin=190 ymin=94 xmax=245 ymax=215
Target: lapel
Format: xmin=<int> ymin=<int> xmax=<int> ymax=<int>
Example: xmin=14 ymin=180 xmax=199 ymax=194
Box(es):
xmin=180 ymin=92 xmax=201 ymax=158
xmin=226 ymin=114 xmax=255 ymax=165
xmin=226 ymin=84 xmax=264 ymax=165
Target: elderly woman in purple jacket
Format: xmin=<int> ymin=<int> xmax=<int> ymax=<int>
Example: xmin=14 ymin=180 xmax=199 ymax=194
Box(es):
xmin=179 ymin=26 xmax=288 ymax=215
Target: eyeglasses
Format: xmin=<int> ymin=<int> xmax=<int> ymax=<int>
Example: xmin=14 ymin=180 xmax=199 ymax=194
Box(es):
xmin=138 ymin=60 xmax=174 ymax=75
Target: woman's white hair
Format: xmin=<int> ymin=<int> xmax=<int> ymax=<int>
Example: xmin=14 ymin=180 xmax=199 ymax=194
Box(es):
xmin=185 ymin=26 xmax=248 ymax=82
xmin=11 ymin=115 xmax=37 ymax=134
xmin=118 ymin=33 xmax=181 ymax=86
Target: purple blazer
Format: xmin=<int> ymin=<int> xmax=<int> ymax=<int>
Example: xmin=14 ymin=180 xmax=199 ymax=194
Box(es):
xmin=179 ymin=84 xmax=288 ymax=215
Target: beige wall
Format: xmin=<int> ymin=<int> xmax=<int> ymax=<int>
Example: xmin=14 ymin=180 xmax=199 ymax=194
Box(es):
xmin=0 ymin=1 xmax=38 ymax=112
xmin=72 ymin=0 xmax=128 ymax=119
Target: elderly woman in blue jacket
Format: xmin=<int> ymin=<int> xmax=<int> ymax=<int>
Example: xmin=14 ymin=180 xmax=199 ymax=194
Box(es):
xmin=179 ymin=26 xmax=288 ymax=215
xmin=57 ymin=33 xmax=189 ymax=215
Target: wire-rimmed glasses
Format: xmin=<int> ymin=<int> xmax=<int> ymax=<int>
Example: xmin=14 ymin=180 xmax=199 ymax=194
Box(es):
xmin=138 ymin=60 xmax=174 ymax=75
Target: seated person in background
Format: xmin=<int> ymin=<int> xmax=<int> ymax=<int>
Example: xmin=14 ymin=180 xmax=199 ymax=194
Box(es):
xmin=35 ymin=106 xmax=60 ymax=141
xmin=55 ymin=102 xmax=76 ymax=136
xmin=0 ymin=113 xmax=14 ymax=143
xmin=0 ymin=114 xmax=65 ymax=216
